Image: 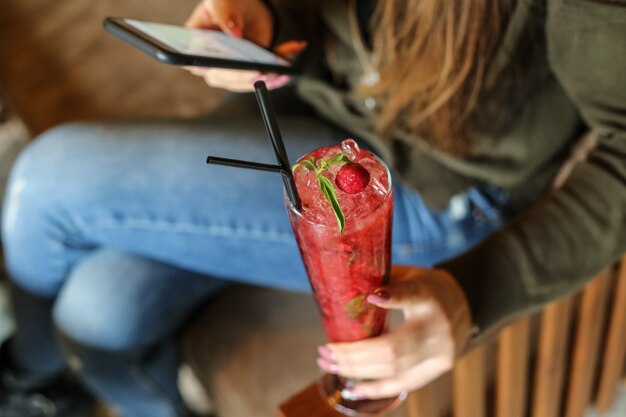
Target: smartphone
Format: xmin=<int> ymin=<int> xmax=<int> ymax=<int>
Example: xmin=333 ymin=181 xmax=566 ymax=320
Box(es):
xmin=103 ymin=17 xmax=298 ymax=74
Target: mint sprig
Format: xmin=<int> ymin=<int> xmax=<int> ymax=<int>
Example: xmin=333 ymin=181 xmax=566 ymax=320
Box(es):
xmin=345 ymin=294 xmax=367 ymax=320
xmin=292 ymin=152 xmax=351 ymax=233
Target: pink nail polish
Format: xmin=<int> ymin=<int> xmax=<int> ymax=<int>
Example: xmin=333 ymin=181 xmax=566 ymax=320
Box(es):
xmin=318 ymin=346 xmax=334 ymax=359
xmin=368 ymin=289 xmax=391 ymax=305
xmin=367 ymin=294 xmax=387 ymax=304
xmin=374 ymin=288 xmax=391 ymax=299
xmin=226 ymin=18 xmax=243 ymax=38
xmin=317 ymin=357 xmax=339 ymax=373
xmin=231 ymin=27 xmax=243 ymax=39
xmin=251 ymin=75 xmax=269 ymax=84
xmin=265 ymin=76 xmax=290 ymax=90
xmin=318 ymin=357 xmax=337 ymax=367
xmin=342 ymin=389 xmax=367 ymax=400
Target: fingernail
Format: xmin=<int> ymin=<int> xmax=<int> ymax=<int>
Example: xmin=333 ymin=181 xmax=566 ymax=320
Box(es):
xmin=251 ymin=75 xmax=269 ymax=84
xmin=293 ymin=40 xmax=308 ymax=50
xmin=368 ymin=289 xmax=390 ymax=304
xmin=265 ymin=76 xmax=291 ymax=90
xmin=317 ymin=357 xmax=339 ymax=373
xmin=318 ymin=345 xmax=335 ymax=359
xmin=342 ymin=389 xmax=367 ymax=401
xmin=317 ymin=357 xmax=338 ymax=368
xmin=226 ymin=18 xmax=243 ymax=38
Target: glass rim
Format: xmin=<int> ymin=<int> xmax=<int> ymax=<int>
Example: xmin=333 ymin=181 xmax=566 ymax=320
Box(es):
xmin=285 ymin=150 xmax=393 ymax=229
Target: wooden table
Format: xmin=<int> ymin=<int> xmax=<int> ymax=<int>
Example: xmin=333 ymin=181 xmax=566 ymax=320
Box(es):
xmin=280 ymin=383 xmax=346 ymax=417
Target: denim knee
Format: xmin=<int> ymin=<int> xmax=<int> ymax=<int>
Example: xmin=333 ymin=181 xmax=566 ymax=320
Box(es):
xmin=52 ymin=253 xmax=152 ymax=352
xmin=2 ymin=123 xmax=91 ymax=296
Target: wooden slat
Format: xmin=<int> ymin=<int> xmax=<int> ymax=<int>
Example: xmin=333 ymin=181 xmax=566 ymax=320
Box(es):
xmin=595 ymin=262 xmax=626 ymax=411
xmin=496 ymin=316 xmax=531 ymax=417
xmin=453 ymin=344 xmax=486 ymax=417
xmin=564 ymin=271 xmax=613 ymax=417
xmin=532 ymin=296 xmax=575 ymax=417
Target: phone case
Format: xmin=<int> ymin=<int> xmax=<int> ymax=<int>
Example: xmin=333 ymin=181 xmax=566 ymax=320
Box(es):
xmin=103 ymin=17 xmax=299 ymax=75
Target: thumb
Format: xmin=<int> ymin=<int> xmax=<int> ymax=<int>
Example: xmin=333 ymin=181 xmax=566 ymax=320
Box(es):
xmin=218 ymin=13 xmax=244 ymax=38
xmin=209 ymin=2 xmax=245 ymax=38
xmin=367 ymin=279 xmax=424 ymax=310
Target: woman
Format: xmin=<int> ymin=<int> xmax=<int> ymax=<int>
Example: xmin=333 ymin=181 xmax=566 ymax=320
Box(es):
xmin=1 ymin=0 xmax=624 ymax=416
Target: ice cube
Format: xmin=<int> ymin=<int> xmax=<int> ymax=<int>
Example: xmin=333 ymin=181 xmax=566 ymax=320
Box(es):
xmin=341 ymin=139 xmax=360 ymax=161
xmin=371 ymin=178 xmax=387 ymax=196
xmin=359 ymin=157 xmax=389 ymax=193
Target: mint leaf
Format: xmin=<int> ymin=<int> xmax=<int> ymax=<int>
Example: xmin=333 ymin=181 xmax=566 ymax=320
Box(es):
xmin=292 ymin=157 xmax=317 ymax=173
xmin=345 ymin=295 xmax=367 ymax=320
xmin=292 ymin=152 xmax=350 ymax=234
xmin=327 ymin=153 xmax=351 ymax=166
xmin=318 ymin=175 xmax=345 ymax=233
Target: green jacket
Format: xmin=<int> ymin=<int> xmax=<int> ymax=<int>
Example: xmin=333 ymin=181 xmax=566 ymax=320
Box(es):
xmin=272 ymin=0 xmax=626 ymax=332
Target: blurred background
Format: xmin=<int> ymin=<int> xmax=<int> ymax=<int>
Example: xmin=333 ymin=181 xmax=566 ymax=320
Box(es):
xmin=0 ymin=1 xmax=226 ymax=415
xmin=0 ymin=0 xmax=226 ymax=333
xmin=0 ymin=0 xmax=224 ymax=136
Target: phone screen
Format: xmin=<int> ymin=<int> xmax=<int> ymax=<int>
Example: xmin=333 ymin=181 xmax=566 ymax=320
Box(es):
xmin=125 ymin=19 xmax=290 ymax=67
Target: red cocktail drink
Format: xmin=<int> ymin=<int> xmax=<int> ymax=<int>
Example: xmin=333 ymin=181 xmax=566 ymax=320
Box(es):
xmin=287 ymin=140 xmax=402 ymax=415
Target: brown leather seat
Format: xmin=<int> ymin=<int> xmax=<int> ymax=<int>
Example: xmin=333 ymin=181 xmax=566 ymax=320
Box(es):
xmin=181 ymin=286 xmax=325 ymax=417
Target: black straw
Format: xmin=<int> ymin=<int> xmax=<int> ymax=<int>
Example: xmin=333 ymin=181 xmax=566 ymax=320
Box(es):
xmin=253 ymin=81 xmax=302 ymax=210
xmin=206 ymin=156 xmax=284 ymax=174
xmin=205 ymin=81 xmax=302 ymax=210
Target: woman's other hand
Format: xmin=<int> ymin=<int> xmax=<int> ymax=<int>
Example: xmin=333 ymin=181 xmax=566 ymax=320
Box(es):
xmin=186 ymin=0 xmax=273 ymax=46
xmin=318 ymin=265 xmax=473 ymax=400
xmin=185 ymin=0 xmax=306 ymax=92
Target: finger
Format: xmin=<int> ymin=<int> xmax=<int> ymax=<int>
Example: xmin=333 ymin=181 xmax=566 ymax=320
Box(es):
xmin=202 ymin=68 xmax=262 ymax=81
xmin=186 ymin=2 xmax=244 ymax=37
xmin=183 ymin=66 xmax=212 ymax=76
xmin=391 ymin=265 xmax=426 ymax=282
xmin=221 ymin=15 xmax=244 ymax=39
xmin=325 ymin=333 xmax=398 ymax=366
xmin=206 ymin=1 xmax=245 ymax=38
xmin=202 ymin=69 xmax=264 ymax=92
xmin=252 ymin=74 xmax=291 ymax=90
xmin=317 ymin=357 xmax=397 ymax=379
xmin=185 ymin=3 xmax=219 ymax=29
xmin=346 ymin=356 xmax=453 ymax=400
xmin=324 ymin=320 xmax=448 ymax=371
xmin=319 ymin=345 xmax=430 ymax=380
xmin=273 ymin=40 xmax=308 ymax=60
xmin=199 ymin=69 xmax=288 ymax=91
xmin=204 ymin=74 xmax=257 ymax=92
xmin=367 ymin=279 xmax=426 ymax=311
xmin=325 ymin=333 xmax=413 ymax=372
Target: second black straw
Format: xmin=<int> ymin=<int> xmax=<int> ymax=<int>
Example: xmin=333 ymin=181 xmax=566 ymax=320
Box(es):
xmin=205 ymin=81 xmax=302 ymax=211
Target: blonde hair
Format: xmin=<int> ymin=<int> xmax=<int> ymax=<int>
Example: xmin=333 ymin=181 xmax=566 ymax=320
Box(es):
xmin=364 ymin=0 xmax=508 ymax=154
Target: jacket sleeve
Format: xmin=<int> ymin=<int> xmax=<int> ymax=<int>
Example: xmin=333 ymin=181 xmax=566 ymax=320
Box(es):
xmin=438 ymin=0 xmax=626 ymax=333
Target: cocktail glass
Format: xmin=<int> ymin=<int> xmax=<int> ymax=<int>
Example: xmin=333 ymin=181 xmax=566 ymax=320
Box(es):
xmin=286 ymin=140 xmax=406 ymax=416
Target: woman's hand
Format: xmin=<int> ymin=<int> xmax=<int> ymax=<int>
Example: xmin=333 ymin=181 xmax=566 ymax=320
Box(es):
xmin=317 ymin=265 xmax=473 ymax=400
xmin=185 ymin=0 xmax=306 ymax=92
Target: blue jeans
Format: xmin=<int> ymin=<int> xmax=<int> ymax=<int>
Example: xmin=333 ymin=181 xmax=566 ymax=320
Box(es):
xmin=1 ymin=91 xmax=509 ymax=417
